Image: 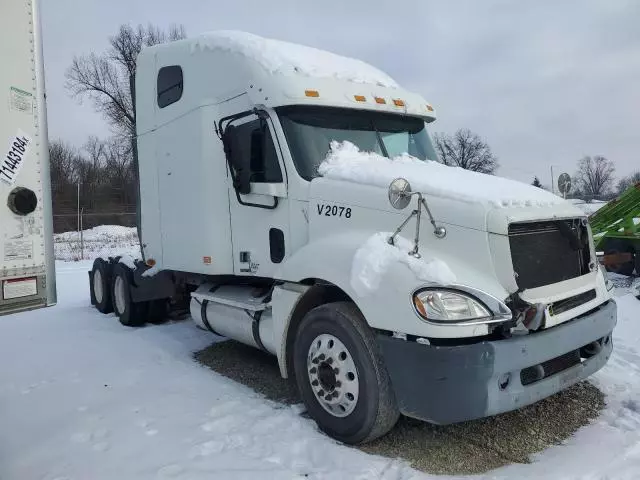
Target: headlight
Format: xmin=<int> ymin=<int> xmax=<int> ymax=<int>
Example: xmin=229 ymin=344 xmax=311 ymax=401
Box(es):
xmin=413 ymin=289 xmax=491 ymax=322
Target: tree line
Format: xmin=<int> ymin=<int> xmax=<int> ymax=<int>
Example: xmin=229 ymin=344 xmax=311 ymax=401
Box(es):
xmin=531 ymin=156 xmax=639 ymax=199
xmin=50 ymin=136 xmax=137 ymax=212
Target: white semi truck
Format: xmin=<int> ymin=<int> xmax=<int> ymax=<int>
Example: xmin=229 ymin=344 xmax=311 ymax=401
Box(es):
xmin=1 ymin=0 xmax=56 ymax=316
xmin=89 ymin=31 xmax=616 ymax=444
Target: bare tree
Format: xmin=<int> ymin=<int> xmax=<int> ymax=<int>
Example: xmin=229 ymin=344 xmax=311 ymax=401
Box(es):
xmin=103 ymin=138 xmax=136 ymax=204
xmin=49 ymin=141 xmax=85 ymax=225
xmin=574 ymin=155 xmax=615 ymax=197
xmin=532 ymin=176 xmax=543 ymax=188
xmin=617 ymin=171 xmax=640 ymax=194
xmin=66 ymin=24 xmax=186 ymax=140
xmin=433 ymin=129 xmax=498 ymax=174
xmin=49 ymin=140 xmax=79 ymax=190
xmin=49 ymin=135 xmax=139 ymax=228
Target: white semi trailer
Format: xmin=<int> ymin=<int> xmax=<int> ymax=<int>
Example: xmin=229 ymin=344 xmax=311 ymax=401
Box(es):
xmin=1 ymin=0 xmax=56 ymax=315
xmin=89 ymin=31 xmax=616 ymax=444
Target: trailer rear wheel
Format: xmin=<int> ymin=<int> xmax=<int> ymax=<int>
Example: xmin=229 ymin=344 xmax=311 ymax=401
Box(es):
xmin=90 ymin=258 xmax=113 ymax=314
xmin=293 ymin=302 xmax=399 ymax=444
xmin=111 ymin=263 xmax=147 ymax=327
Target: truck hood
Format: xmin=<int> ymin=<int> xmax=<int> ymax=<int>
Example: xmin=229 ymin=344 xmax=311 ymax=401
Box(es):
xmin=315 ymin=141 xmax=585 ymax=234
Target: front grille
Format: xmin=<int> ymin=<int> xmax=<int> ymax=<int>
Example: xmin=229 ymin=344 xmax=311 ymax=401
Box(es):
xmin=549 ymin=290 xmax=597 ymax=316
xmin=508 ymin=220 xmax=591 ymax=289
xmin=520 ymin=349 xmax=581 ymax=386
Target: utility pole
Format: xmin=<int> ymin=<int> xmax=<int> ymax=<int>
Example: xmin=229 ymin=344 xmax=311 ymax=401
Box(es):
xmin=77 ymin=182 xmax=80 ymax=232
xmin=550 ymin=166 xmax=555 ymax=194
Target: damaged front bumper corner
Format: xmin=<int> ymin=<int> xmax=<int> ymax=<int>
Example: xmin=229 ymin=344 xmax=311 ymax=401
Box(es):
xmin=378 ymin=300 xmax=616 ymax=425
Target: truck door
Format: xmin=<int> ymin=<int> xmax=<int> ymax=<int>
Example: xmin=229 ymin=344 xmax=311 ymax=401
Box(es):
xmin=224 ymin=110 xmax=290 ymax=278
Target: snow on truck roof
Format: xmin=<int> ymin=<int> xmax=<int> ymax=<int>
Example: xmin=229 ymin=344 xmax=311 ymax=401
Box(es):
xmin=189 ymin=30 xmax=398 ymax=88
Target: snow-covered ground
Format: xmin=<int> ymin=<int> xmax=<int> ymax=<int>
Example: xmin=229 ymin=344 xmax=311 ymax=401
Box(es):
xmin=54 ymin=225 xmax=140 ymax=261
xmin=1 ymin=262 xmax=639 ymax=478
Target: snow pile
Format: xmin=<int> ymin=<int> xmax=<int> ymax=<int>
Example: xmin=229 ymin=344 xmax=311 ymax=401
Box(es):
xmin=351 ymin=232 xmax=456 ymax=297
xmin=571 ymin=200 xmax=607 ymax=215
xmin=319 ymin=141 xmax=565 ymax=209
xmin=191 ymin=31 xmax=398 ymax=88
xmin=54 ymin=225 xmax=138 ymax=243
xmin=54 ymin=225 xmax=140 ymax=262
xmin=118 ymin=254 xmax=138 ymax=270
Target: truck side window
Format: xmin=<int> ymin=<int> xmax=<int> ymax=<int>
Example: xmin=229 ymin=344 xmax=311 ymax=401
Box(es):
xmin=157 ymin=66 xmax=183 ymax=108
xmin=235 ymin=119 xmax=283 ymax=183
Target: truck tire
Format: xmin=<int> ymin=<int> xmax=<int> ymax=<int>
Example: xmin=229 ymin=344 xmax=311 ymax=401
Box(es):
xmin=292 ymin=302 xmax=399 ymax=444
xmin=603 ymin=239 xmax=635 ymax=276
xmin=90 ymin=258 xmax=113 ymax=314
xmin=111 ymin=263 xmax=147 ymax=327
xmin=146 ymin=299 xmax=168 ymax=324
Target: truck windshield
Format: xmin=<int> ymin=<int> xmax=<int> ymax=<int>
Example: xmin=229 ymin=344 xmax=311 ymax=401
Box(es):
xmin=277 ymin=106 xmax=438 ymax=181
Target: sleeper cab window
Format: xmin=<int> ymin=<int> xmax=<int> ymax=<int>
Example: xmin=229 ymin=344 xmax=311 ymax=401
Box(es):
xmin=157 ymin=65 xmax=183 ymax=108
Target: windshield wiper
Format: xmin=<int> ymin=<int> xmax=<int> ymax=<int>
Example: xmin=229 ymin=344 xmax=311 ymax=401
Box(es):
xmin=371 ymin=121 xmax=390 ymax=158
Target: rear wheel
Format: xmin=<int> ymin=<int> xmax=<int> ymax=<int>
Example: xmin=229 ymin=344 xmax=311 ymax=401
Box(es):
xmin=90 ymin=258 xmax=113 ymax=314
xmin=293 ymin=302 xmax=399 ymax=444
xmin=111 ymin=263 xmax=147 ymax=327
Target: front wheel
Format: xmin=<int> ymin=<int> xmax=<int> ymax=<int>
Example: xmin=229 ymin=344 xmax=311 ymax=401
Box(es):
xmin=293 ymin=302 xmax=399 ymax=444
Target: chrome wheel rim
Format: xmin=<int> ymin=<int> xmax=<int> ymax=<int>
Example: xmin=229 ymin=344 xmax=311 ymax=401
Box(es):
xmin=307 ymin=334 xmax=359 ymax=417
xmin=93 ymin=269 xmax=103 ymax=304
xmin=114 ymin=275 xmax=126 ymax=314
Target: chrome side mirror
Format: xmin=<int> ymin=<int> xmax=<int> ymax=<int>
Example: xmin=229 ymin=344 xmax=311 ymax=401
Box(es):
xmin=388 ymin=178 xmax=412 ymax=210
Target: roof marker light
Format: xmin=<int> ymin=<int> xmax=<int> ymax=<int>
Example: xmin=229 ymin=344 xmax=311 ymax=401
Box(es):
xmin=374 ymin=97 xmax=386 ymax=104
xmin=354 ymin=95 xmax=366 ymax=102
xmin=393 ymin=99 xmax=405 ymax=107
xmin=426 ymin=104 xmax=434 ymax=112
xmin=305 ymin=89 xmax=320 ymax=97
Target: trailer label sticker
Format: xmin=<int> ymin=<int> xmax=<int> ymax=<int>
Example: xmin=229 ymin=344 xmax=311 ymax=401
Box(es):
xmin=2 ymin=277 xmax=37 ymax=300
xmin=3 ymin=239 xmax=33 ymax=261
xmin=317 ymin=204 xmax=352 ymax=218
xmin=10 ymin=87 xmax=33 ymax=114
xmin=1 ymin=131 xmax=32 ymax=185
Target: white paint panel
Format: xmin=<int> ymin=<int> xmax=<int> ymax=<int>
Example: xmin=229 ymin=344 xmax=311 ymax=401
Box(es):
xmin=0 ymin=0 xmax=56 ymax=313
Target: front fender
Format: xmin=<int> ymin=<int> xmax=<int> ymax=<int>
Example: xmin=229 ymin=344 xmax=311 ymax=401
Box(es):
xmin=275 ymin=231 xmax=510 ymax=339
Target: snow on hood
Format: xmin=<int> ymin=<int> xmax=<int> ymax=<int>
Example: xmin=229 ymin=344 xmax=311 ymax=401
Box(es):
xmin=190 ymin=31 xmax=398 ymax=88
xmin=319 ymin=141 xmax=564 ymax=209
xmin=351 ymin=232 xmax=456 ymax=297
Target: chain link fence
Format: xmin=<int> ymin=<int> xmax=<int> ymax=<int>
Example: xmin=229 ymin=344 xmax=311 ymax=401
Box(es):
xmin=52 ymin=184 xmax=140 ymax=261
